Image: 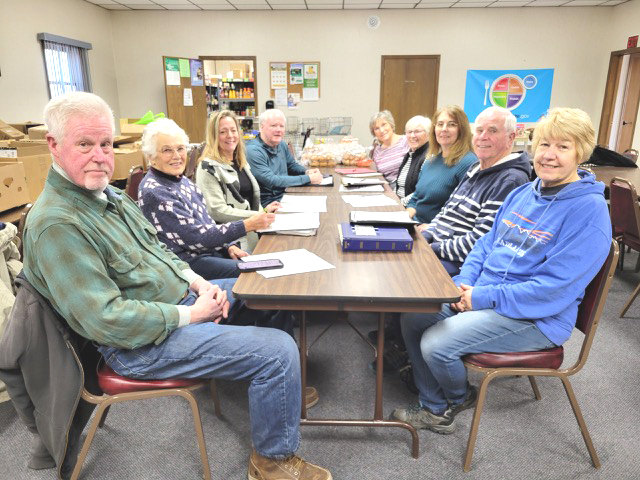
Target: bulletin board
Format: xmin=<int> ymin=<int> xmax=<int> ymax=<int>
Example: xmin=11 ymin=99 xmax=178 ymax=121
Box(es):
xmin=163 ymin=56 xmax=207 ymax=142
xmin=269 ymin=62 xmax=321 ymax=105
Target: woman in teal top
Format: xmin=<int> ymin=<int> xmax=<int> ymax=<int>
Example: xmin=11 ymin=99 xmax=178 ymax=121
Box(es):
xmin=407 ymin=105 xmax=478 ymax=224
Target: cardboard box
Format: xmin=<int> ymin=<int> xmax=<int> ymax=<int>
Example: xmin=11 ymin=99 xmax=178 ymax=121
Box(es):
xmin=119 ymin=118 xmax=145 ymax=136
xmin=0 ymin=144 xmax=50 ymax=158
xmin=113 ymin=149 xmax=145 ymax=181
xmin=0 ymin=162 xmax=30 ymax=212
xmin=27 ymin=125 xmax=49 ymax=140
xmin=9 ymin=139 xmax=48 ymax=148
xmin=17 ymin=154 xmax=52 ymax=202
xmin=0 ymin=145 xmax=52 ymax=202
xmin=10 ymin=122 xmax=44 ymax=135
xmin=0 ymin=120 xmax=25 ymax=141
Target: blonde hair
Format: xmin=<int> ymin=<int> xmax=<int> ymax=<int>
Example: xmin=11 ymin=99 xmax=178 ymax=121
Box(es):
xmin=427 ymin=105 xmax=474 ymax=167
xmin=532 ymin=108 xmax=596 ymax=164
xmin=200 ymin=110 xmax=247 ymax=169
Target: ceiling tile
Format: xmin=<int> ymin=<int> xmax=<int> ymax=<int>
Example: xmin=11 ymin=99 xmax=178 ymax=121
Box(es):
xmin=488 ymin=1 xmax=530 ymax=5
xmin=380 ymin=2 xmax=415 ymax=6
xmin=307 ymin=3 xmax=344 ymax=7
xmin=344 ymin=3 xmax=381 ymax=7
xmin=415 ymin=1 xmax=454 ymax=6
xmin=163 ymin=3 xmax=202 ymax=8
xmin=527 ymin=0 xmax=569 ymax=5
xmin=451 ymin=1 xmax=492 ymax=5
xmin=98 ymin=3 xmax=133 ymax=7
xmin=271 ymin=3 xmax=308 ymax=7
xmin=233 ymin=3 xmax=273 ymax=7
xmin=200 ymin=3 xmax=236 ymax=7
xmin=122 ymin=3 xmax=165 ymax=7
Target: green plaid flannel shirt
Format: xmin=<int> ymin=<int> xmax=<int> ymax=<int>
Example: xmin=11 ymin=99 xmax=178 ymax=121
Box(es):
xmin=23 ymin=168 xmax=191 ymax=349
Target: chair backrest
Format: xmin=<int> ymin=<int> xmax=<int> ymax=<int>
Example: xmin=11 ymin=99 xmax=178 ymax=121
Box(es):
xmin=124 ymin=165 xmax=145 ymax=201
xmin=16 ymin=203 xmax=33 ymax=259
xmin=570 ymin=240 xmax=619 ymax=373
xmin=185 ymin=143 xmax=205 ymax=181
xmin=623 ymin=148 xmax=639 ymax=163
xmin=610 ymin=177 xmax=640 ymax=241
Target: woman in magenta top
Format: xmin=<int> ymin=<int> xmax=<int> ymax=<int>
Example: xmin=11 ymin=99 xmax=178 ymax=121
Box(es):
xmin=369 ymin=110 xmax=410 ymax=189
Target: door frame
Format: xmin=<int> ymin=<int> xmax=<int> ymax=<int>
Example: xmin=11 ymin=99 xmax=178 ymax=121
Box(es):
xmin=598 ymin=46 xmax=640 ymax=147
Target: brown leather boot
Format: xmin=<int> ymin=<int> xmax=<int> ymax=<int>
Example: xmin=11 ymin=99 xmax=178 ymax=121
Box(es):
xmin=305 ymin=386 xmax=319 ymax=409
xmin=248 ymin=450 xmax=332 ymax=480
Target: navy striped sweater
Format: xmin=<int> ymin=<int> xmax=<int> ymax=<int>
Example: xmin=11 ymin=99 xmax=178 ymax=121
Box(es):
xmin=422 ymin=152 xmax=531 ymax=264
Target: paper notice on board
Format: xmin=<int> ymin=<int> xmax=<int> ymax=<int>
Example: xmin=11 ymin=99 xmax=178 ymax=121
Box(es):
xmin=270 ymin=63 xmax=287 ymax=89
xmin=183 ymin=88 xmax=193 ymax=107
xmin=290 ymin=63 xmax=303 ymax=85
xmin=165 ymin=57 xmax=181 ymax=86
xmin=288 ymin=93 xmax=300 ymax=109
xmin=178 ymin=58 xmax=190 ymax=78
xmin=275 ymin=89 xmax=288 ymax=106
xmin=303 ymin=88 xmax=319 ymax=101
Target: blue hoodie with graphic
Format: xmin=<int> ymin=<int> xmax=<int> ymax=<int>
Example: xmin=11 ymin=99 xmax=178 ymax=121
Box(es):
xmin=453 ymin=170 xmax=611 ymax=346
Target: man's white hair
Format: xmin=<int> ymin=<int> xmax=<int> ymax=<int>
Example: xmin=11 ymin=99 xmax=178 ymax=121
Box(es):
xmin=259 ymin=109 xmax=286 ymax=128
xmin=475 ymin=106 xmax=516 ymax=134
xmin=44 ymin=91 xmax=115 ymax=143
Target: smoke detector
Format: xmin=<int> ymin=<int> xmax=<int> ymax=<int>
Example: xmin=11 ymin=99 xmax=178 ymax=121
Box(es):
xmin=367 ymin=15 xmax=381 ymax=30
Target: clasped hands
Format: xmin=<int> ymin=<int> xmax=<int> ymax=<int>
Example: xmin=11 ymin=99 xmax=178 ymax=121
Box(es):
xmin=451 ymin=283 xmax=473 ymax=313
xmin=306 ymin=168 xmax=323 ymax=184
xmin=189 ymin=278 xmax=230 ymax=324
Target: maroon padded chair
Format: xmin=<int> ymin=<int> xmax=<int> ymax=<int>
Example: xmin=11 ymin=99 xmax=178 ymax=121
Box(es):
xmin=124 ymin=165 xmax=145 ymax=202
xmin=461 ymin=240 xmax=618 ymax=472
xmin=71 ymin=363 xmax=221 ymax=480
xmin=610 ymin=177 xmax=640 ymax=315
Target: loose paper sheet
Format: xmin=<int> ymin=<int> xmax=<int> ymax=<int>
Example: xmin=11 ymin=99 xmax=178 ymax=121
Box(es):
xmin=241 ymin=249 xmax=335 ymax=278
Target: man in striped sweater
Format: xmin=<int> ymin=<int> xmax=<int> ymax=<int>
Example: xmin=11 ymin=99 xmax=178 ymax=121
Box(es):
xmin=418 ymin=106 xmax=531 ymax=276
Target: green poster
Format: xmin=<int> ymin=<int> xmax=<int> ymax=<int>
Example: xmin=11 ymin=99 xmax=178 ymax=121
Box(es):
xmin=179 ymin=58 xmax=190 ymax=78
xmin=165 ymin=57 xmax=179 ymax=72
xmin=303 ymin=64 xmax=318 ymax=88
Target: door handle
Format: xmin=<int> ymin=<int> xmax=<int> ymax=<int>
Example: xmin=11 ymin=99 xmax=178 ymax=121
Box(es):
xmin=623 ymin=121 xmax=632 ymax=126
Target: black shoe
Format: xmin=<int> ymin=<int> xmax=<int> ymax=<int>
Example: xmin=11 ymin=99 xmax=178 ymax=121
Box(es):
xmin=391 ymin=404 xmax=456 ymax=434
xmin=450 ymin=385 xmax=478 ymax=416
xmin=368 ymin=358 xmax=396 ymax=376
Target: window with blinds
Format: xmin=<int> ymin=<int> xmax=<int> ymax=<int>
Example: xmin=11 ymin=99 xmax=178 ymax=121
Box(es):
xmin=37 ymin=33 xmax=92 ymax=99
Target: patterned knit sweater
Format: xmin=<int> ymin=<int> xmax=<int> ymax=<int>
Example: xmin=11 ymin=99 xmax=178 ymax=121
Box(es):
xmin=139 ymin=168 xmax=246 ymax=261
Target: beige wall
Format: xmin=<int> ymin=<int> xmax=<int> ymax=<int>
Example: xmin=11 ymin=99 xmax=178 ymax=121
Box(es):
xmin=110 ymin=8 xmax=615 ymax=142
xmin=0 ymin=0 xmax=119 ymax=124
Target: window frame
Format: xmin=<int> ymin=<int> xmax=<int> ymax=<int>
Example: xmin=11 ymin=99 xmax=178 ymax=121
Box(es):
xmin=37 ymin=33 xmax=93 ymax=99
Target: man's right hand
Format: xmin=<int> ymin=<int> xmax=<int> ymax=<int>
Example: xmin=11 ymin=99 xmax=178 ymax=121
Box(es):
xmin=308 ymin=172 xmax=324 ymax=184
xmin=244 ymin=211 xmax=276 ymax=232
xmin=189 ymin=286 xmax=229 ymax=324
xmin=406 ymin=207 xmax=416 ymax=219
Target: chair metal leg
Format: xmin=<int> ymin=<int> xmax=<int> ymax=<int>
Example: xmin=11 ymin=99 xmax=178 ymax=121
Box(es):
xmin=463 ymin=372 xmax=493 ymax=472
xmin=97 ymin=405 xmax=111 ymax=428
xmin=559 ymin=376 xmax=601 ymax=468
xmin=528 ymin=376 xmax=542 ymax=400
xmin=209 ymin=380 xmax=222 ymax=418
xmin=71 ymin=401 xmax=113 ymax=480
xmin=179 ymin=390 xmax=212 ymax=480
xmin=619 ymin=281 xmax=640 ymax=317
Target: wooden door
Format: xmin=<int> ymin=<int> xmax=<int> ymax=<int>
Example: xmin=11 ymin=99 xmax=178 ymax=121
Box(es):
xmin=598 ymin=47 xmax=640 ymax=151
xmin=163 ymin=56 xmax=207 ymax=143
xmin=380 ymin=56 xmax=439 ymax=132
xmin=617 ymin=54 xmax=640 ymax=151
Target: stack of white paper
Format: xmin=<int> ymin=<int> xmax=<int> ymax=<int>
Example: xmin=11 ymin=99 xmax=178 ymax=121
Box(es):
xmin=341 ymin=194 xmax=398 ymax=208
xmin=257 ymin=212 xmax=320 ymax=233
xmin=339 ymin=185 xmax=385 ymax=193
xmin=278 ymin=195 xmax=327 ymax=213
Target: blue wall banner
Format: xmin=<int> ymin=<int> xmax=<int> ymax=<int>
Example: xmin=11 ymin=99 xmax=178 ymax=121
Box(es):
xmin=464 ymin=69 xmax=554 ymax=122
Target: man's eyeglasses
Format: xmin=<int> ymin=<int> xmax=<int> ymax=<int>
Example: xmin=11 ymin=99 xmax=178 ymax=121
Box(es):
xmin=405 ymin=129 xmax=426 ymax=136
xmin=158 ymin=146 xmax=187 ymax=158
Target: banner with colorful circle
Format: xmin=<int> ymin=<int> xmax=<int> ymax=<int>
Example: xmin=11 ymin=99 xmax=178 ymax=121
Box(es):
xmin=464 ymin=69 xmax=554 ymax=123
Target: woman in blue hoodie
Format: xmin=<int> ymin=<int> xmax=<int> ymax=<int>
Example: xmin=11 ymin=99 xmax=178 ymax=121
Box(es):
xmin=392 ymin=108 xmax=611 ymax=434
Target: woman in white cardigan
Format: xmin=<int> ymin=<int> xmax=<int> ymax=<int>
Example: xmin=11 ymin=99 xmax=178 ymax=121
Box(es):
xmin=196 ymin=110 xmax=280 ymax=250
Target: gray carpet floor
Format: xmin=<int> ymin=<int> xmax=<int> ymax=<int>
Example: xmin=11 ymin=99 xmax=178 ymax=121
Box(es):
xmin=2 ymin=258 xmax=640 ymax=480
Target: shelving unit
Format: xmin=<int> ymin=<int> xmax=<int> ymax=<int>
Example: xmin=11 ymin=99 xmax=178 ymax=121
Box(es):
xmin=205 ymin=78 xmax=257 ymax=119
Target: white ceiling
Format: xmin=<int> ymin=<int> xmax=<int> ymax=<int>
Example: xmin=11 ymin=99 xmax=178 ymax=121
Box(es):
xmin=84 ymin=0 xmax=629 ymax=10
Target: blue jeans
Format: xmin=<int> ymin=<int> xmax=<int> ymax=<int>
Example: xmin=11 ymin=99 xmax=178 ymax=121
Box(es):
xmin=401 ymin=305 xmax=556 ymax=414
xmin=98 ymin=278 xmax=301 ymax=458
xmin=187 ymin=251 xmax=240 ymax=279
